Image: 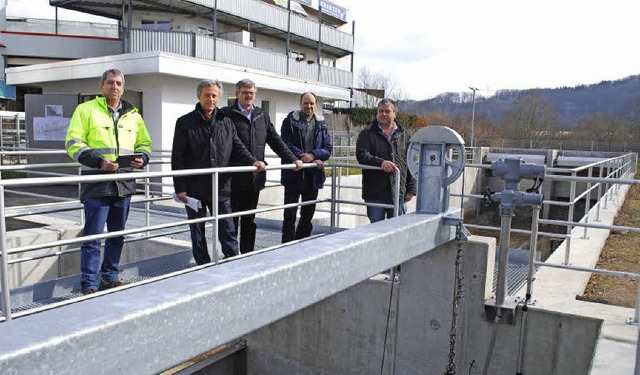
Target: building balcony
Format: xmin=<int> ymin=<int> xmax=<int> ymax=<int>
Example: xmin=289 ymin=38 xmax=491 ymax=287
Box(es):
xmin=126 ymin=28 xmax=353 ymax=88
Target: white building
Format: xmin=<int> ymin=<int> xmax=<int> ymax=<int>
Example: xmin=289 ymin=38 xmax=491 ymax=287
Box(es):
xmin=0 ymin=0 xmax=353 ymax=150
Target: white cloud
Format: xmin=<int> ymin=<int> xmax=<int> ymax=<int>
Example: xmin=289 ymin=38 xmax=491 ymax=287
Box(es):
xmin=346 ymin=0 xmax=640 ymax=100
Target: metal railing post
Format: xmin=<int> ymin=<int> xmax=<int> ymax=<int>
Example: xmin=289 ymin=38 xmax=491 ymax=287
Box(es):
xmin=393 ymin=169 xmax=400 ymax=217
xmin=564 ymin=171 xmax=576 ymax=265
xmin=596 ymin=165 xmax=603 ymax=221
xmin=582 ymin=167 xmax=592 ymax=239
xmin=0 ymin=186 xmax=12 ymax=321
xmin=77 ymin=165 xmax=84 ymax=225
xmin=526 ymin=206 xmax=540 ymax=298
xmin=634 ymin=279 xmax=640 ymax=325
xmin=330 ymin=165 xmax=336 ymax=233
xmin=145 ymin=163 xmax=150 ymax=230
xmin=336 ymin=165 xmax=342 ymax=228
xmin=604 ymin=165 xmax=610 ymax=209
xmin=212 ymin=172 xmax=219 ymax=264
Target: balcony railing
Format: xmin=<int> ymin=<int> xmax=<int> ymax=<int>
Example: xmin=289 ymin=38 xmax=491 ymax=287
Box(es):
xmin=204 ymin=0 xmax=354 ymax=52
xmin=126 ymin=28 xmax=353 ymax=88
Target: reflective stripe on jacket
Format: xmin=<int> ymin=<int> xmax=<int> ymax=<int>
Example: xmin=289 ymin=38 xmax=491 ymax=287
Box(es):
xmin=65 ymin=96 xmax=152 ymax=201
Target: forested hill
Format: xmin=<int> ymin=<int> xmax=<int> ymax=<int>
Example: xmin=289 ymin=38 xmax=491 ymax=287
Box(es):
xmin=400 ymin=75 xmax=640 ymax=127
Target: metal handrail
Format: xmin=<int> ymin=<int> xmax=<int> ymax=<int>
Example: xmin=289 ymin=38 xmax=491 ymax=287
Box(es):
xmin=0 ymin=160 xmax=398 ymax=321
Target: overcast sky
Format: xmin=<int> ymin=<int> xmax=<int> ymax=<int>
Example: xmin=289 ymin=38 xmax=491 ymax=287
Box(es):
xmin=345 ymin=1 xmax=640 ymax=100
xmin=9 ymin=0 xmax=639 ymax=100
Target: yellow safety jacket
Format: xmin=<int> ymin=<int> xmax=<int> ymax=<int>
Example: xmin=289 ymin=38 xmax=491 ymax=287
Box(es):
xmin=65 ymin=96 xmax=152 ymax=200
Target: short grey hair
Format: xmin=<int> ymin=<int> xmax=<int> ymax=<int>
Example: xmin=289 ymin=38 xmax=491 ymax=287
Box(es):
xmin=100 ymin=69 xmax=124 ymax=85
xmin=377 ymin=98 xmax=397 ymax=112
xmin=235 ymin=79 xmax=256 ymax=93
xmin=197 ymin=79 xmax=224 ymax=97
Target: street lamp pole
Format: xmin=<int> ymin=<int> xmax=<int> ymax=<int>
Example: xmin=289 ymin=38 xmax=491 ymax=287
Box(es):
xmin=469 ymin=87 xmax=478 ymax=148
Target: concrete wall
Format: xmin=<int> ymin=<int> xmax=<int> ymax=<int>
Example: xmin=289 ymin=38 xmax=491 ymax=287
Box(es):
xmin=243 ymin=237 xmax=602 ymax=375
xmin=5 ymin=220 xmax=189 ymax=289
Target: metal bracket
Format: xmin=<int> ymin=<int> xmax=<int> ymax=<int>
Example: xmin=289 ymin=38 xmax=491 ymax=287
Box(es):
xmin=484 ymin=298 xmax=519 ymax=325
xmin=442 ymin=216 xmax=471 ymax=241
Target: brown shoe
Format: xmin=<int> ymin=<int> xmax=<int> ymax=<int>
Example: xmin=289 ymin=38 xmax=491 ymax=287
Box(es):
xmin=83 ymin=288 xmax=97 ymax=295
xmin=99 ymin=280 xmax=125 ymax=291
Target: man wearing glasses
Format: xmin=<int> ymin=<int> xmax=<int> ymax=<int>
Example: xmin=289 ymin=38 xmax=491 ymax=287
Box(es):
xmin=222 ymin=79 xmax=302 ymax=254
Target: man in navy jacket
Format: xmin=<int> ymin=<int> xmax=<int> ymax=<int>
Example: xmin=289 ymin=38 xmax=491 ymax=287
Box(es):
xmin=280 ymin=92 xmax=333 ymax=243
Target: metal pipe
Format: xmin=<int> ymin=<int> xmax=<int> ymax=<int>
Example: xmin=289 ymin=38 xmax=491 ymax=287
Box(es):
xmin=635 ymin=322 xmax=640 ymax=375
xmin=336 ymin=165 xmax=342 ymax=228
xmin=596 ymin=165 xmax=603 ymax=221
xmin=212 ymin=172 xmax=219 ymax=264
xmin=526 ymin=206 xmax=540 ymax=298
xmin=145 ymin=163 xmax=150 ymax=230
xmin=564 ymin=171 xmax=576 ymax=265
xmin=330 ymin=165 xmax=336 ymax=233
xmin=582 ymin=167 xmax=593 ymax=239
xmin=394 ymin=168 xmax=400 ymax=217
xmin=0 ymin=186 xmax=12 ymax=321
xmin=634 ymin=279 xmax=640 ymax=325
xmin=495 ymin=214 xmax=512 ymax=306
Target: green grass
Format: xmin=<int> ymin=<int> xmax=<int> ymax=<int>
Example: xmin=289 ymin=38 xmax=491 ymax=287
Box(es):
xmin=0 ymin=171 xmax=26 ymax=179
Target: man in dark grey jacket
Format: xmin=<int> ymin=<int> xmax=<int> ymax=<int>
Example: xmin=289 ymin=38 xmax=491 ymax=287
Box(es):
xmin=172 ymin=79 xmax=265 ymax=265
xmin=356 ymin=98 xmax=417 ymax=222
xmin=222 ymin=79 xmax=302 ymax=254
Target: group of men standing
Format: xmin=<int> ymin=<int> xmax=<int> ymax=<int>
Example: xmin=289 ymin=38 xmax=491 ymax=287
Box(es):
xmin=66 ymin=69 xmax=415 ymax=295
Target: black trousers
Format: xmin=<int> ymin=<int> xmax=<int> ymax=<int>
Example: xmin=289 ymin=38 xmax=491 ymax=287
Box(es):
xmin=231 ymin=190 xmax=260 ymax=254
xmin=282 ymin=178 xmax=319 ymax=243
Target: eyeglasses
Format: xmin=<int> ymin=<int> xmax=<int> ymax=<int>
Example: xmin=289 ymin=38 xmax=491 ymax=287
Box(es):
xmin=240 ymin=90 xmax=256 ymax=96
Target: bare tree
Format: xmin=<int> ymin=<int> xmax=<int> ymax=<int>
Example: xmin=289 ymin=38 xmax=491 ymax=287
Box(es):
xmin=500 ymin=92 xmax=559 ymax=146
xmin=355 ymin=66 xmax=405 ymax=108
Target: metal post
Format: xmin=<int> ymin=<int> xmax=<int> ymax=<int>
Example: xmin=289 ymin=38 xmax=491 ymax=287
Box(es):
xmin=634 ymin=279 xmax=640 ymax=325
xmin=582 ymin=167 xmax=592 ymax=239
xmin=564 ymin=171 xmax=576 ymax=265
xmin=604 ymin=165 xmax=610 ymax=209
xmin=212 ymin=172 xmax=219 ymax=264
xmin=596 ymin=165 xmax=603 ymax=221
xmin=316 ymin=3 xmax=322 ymax=80
xmin=0 ymin=186 xmax=12 ymax=321
xmin=469 ymin=87 xmax=478 ymax=148
xmin=393 ymin=169 xmax=400 ymax=217
xmin=78 ymin=165 xmax=84 ymax=225
xmin=336 ymin=165 xmax=342 ymax=228
xmin=330 ymin=166 xmax=336 ymax=233
xmin=285 ymin=0 xmax=291 ymax=75
xmin=635 ymin=323 xmax=640 ymax=375
xmin=526 ymin=206 xmax=540 ymax=298
xmin=213 ymin=0 xmax=217 ymax=61
xmin=145 ymin=163 xmax=150 ymax=230
xmin=495 ymin=215 xmax=512 ymax=306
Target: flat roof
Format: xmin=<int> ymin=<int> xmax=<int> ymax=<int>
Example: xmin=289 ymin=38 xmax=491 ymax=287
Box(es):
xmin=5 ymin=50 xmax=351 ymax=101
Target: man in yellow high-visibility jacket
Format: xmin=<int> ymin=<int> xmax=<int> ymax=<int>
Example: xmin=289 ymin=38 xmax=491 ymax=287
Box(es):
xmin=65 ymin=69 xmax=152 ymax=295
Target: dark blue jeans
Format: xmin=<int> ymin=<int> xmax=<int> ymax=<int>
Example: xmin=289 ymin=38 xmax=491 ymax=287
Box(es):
xmin=282 ymin=179 xmax=319 ymax=243
xmin=187 ymin=199 xmax=238 ymax=264
xmin=366 ymin=201 xmax=407 ymax=223
xmin=231 ymin=191 xmax=260 ymax=254
xmin=80 ymin=196 xmax=131 ymax=292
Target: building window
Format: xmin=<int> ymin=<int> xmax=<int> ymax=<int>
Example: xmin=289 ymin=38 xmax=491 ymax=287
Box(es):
xmin=261 ymin=100 xmax=270 ymax=114
xmin=141 ymin=20 xmax=171 ymax=31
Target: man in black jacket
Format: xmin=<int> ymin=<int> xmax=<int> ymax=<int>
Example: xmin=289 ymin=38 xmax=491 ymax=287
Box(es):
xmin=172 ymin=79 xmax=265 ymax=265
xmin=356 ymin=98 xmax=417 ymax=223
xmin=222 ymin=79 xmax=302 ymax=254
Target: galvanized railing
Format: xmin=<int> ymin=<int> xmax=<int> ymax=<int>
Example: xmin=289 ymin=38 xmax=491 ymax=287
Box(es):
xmin=0 ymin=153 xmax=399 ymax=321
xmin=461 ymin=151 xmax=640 ymax=324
